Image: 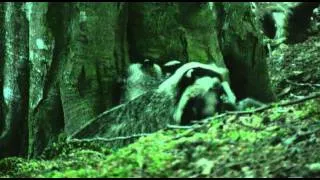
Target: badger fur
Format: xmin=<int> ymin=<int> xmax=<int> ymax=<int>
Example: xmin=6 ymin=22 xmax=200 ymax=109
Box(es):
xmin=122 ymin=59 xmax=163 ymax=102
xmin=174 ymin=76 xmax=222 ymax=125
xmin=162 ymin=60 xmax=182 ymax=78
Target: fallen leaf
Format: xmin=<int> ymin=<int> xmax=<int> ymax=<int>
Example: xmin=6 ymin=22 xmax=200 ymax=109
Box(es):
xmin=278 ymin=86 xmax=291 ymax=97
xmin=302 ymin=74 xmax=311 ymax=82
xmin=195 ymin=158 xmax=214 ymax=175
xmin=306 ymin=163 xmax=320 ymax=172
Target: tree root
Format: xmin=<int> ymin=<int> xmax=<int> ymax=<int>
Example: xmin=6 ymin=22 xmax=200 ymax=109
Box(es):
xmin=226 ymin=91 xmax=320 ymax=116
xmin=67 ymin=133 xmax=151 ymax=143
xmin=285 ymin=79 xmax=320 ymax=88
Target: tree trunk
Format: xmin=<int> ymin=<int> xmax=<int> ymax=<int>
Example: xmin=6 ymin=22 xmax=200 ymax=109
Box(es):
xmin=0 ymin=2 xmax=29 ymax=158
xmin=59 ymin=3 xmax=129 ymax=136
xmin=216 ymin=2 xmax=276 ymax=102
xmin=127 ymin=2 xmax=226 ymax=67
xmin=26 ymin=2 xmax=65 ymax=158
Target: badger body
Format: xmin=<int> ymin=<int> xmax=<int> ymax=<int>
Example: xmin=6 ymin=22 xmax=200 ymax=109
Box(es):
xmin=123 ymin=60 xmax=263 ymax=126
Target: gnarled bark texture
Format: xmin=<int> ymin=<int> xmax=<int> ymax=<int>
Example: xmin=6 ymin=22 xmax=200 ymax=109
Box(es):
xmin=60 ymin=3 xmax=129 ymax=136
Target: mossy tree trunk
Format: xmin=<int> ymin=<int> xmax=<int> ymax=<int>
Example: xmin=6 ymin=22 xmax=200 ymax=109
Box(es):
xmin=26 ymin=2 xmax=65 ymax=158
xmin=0 ymin=2 xmax=128 ymax=158
xmin=0 ymin=2 xmax=29 ymax=158
xmin=216 ymin=2 xmax=276 ymax=102
xmin=59 ymin=2 xmax=129 ymax=136
xmin=127 ymin=2 xmax=225 ymax=67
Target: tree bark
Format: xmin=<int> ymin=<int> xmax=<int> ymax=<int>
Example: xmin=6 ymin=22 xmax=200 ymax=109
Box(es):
xmin=0 ymin=2 xmax=29 ymax=158
xmin=216 ymin=2 xmax=276 ymax=102
xmin=59 ymin=2 xmax=129 ymax=136
xmin=127 ymin=2 xmax=225 ymax=67
xmin=26 ymin=2 xmax=66 ymax=158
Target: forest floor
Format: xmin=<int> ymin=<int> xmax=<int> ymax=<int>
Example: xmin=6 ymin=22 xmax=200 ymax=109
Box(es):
xmin=1 ymin=31 xmax=320 ymax=179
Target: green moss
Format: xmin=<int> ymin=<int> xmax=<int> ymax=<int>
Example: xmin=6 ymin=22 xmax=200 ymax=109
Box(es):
xmin=1 ymin=99 xmax=320 ymax=178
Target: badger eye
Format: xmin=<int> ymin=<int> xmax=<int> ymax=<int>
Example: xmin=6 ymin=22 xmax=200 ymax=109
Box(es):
xmin=209 ymin=86 xmax=219 ymax=92
xmin=216 ymin=86 xmax=223 ymax=94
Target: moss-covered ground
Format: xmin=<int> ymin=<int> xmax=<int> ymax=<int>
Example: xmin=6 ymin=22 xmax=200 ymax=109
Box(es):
xmin=1 ymin=96 xmax=320 ymax=178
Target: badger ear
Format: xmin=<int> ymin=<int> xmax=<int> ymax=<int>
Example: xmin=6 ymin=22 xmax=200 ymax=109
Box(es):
xmin=162 ymin=60 xmax=182 ymax=77
xmin=163 ymin=60 xmax=181 ymax=67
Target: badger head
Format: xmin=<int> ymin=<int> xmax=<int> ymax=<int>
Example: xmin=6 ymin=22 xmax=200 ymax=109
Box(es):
xmin=158 ymin=62 xmax=237 ymax=125
xmin=122 ymin=59 xmax=163 ymax=102
xmin=173 ymin=75 xmax=223 ymax=125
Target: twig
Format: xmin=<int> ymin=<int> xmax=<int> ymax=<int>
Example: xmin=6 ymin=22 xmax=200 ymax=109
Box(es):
xmin=166 ymin=124 xmax=195 ymax=129
xmin=225 ymin=92 xmax=320 ymax=115
xmin=285 ymin=79 xmax=320 ymax=88
xmin=289 ymin=93 xmax=305 ymax=99
xmin=168 ymin=123 xmax=208 ymax=141
xmin=277 ymin=91 xmax=320 ymax=106
xmin=67 ymin=133 xmax=151 ymax=143
xmin=188 ymin=92 xmax=320 ymax=130
xmin=237 ymin=122 xmax=265 ymax=131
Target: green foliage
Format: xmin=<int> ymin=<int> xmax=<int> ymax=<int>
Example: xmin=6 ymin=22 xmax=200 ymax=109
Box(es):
xmin=41 ymin=134 xmax=112 ymax=160
xmin=1 ymin=99 xmax=320 ymax=178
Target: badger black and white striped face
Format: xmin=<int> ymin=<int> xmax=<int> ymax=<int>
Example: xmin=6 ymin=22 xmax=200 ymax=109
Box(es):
xmin=174 ymin=76 xmax=222 ymax=125
xmin=160 ymin=62 xmax=237 ymax=125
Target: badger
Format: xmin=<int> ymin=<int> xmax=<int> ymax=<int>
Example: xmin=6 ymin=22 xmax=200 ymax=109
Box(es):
xmin=157 ymin=61 xmax=237 ymax=125
xmin=123 ymin=60 xmax=264 ymax=125
xmin=257 ymin=2 xmax=320 ymax=44
xmin=171 ymin=68 xmax=265 ymax=124
xmin=121 ymin=59 xmax=164 ymax=102
xmin=159 ymin=61 xmax=265 ymax=125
